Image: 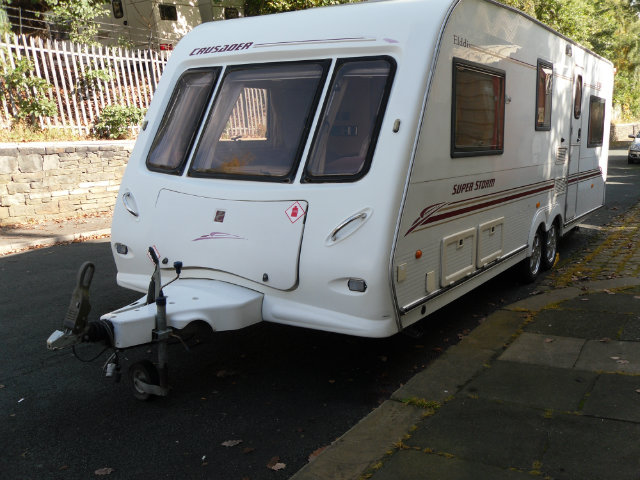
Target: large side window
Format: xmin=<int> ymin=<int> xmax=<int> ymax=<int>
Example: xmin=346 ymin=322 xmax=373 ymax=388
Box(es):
xmin=146 ymin=68 xmax=219 ymax=174
xmin=451 ymin=58 xmax=505 ymax=157
xmin=587 ymin=95 xmax=606 ymax=147
xmin=535 ymin=59 xmax=553 ymax=131
xmin=303 ymin=57 xmax=395 ymax=182
xmin=189 ymin=61 xmax=328 ymax=182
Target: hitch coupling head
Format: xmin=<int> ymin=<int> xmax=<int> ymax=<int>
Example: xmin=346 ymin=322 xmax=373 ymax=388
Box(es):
xmin=47 ymin=320 xmax=114 ymax=350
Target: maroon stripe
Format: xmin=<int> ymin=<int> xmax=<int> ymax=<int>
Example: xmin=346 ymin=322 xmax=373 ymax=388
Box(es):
xmin=405 ymin=182 xmax=554 ymax=236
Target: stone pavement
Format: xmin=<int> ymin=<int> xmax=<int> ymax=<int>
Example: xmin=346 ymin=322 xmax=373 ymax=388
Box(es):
xmin=0 ymin=214 xmax=111 ymax=256
xmin=292 ymin=202 xmax=640 ymax=480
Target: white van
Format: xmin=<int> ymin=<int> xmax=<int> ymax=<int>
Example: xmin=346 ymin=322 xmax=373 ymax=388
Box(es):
xmin=49 ymin=0 xmax=614 ymax=398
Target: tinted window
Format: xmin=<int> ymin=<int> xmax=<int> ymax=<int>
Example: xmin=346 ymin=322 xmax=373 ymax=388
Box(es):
xmin=587 ymin=95 xmax=606 ymax=147
xmin=146 ymin=68 xmax=219 ymax=174
xmin=189 ymin=61 xmax=328 ymax=182
xmin=304 ymin=57 xmax=395 ymax=182
xmin=159 ymin=4 xmax=177 ymax=21
xmin=574 ymin=75 xmax=583 ymax=119
xmin=451 ymin=58 xmax=505 ymax=157
xmin=112 ymin=0 xmax=124 ymax=19
xmin=535 ymin=59 xmax=553 ymax=131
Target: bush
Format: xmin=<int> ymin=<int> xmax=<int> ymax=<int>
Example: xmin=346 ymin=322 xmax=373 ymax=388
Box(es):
xmin=94 ymin=105 xmax=145 ymax=139
xmin=0 ymin=55 xmax=58 ymax=127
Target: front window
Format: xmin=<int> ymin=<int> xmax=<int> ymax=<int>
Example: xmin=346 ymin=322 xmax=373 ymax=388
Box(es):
xmin=147 ymin=68 xmax=219 ymax=174
xmin=451 ymin=58 xmax=505 ymax=157
xmin=304 ymin=57 xmax=395 ymax=182
xmin=189 ymin=61 xmax=328 ymax=182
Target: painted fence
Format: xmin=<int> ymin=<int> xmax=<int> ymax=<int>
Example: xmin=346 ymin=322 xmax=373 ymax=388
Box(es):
xmin=0 ymin=34 xmax=170 ymax=134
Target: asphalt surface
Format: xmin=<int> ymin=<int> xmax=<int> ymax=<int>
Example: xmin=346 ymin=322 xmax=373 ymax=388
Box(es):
xmin=1 ymin=149 xmax=639 ymax=480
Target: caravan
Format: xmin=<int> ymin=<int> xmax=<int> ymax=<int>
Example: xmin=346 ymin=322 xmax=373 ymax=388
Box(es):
xmin=49 ymin=0 xmax=614 ymax=398
xmin=97 ymin=0 xmax=244 ymax=50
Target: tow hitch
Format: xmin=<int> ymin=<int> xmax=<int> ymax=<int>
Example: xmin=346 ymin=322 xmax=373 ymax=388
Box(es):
xmin=47 ymin=249 xmax=185 ymax=400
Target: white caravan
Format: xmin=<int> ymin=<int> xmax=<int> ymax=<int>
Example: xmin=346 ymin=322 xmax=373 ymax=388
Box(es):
xmin=97 ymin=0 xmax=244 ymax=50
xmin=49 ymin=0 xmax=613 ymax=398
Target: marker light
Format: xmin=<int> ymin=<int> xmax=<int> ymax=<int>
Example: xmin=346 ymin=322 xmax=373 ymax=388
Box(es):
xmin=348 ymin=278 xmax=367 ymax=292
xmin=415 ymin=250 xmax=423 ymax=259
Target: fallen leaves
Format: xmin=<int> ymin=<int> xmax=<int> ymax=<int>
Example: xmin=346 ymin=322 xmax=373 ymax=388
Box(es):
xmin=221 ymin=439 xmax=243 ymax=447
xmin=266 ymin=456 xmax=286 ymax=471
xmin=94 ymin=467 xmax=114 ymax=476
xmin=308 ymin=446 xmax=328 ymax=462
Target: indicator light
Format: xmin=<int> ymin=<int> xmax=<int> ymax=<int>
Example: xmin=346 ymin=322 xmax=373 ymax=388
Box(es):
xmin=348 ymin=278 xmax=367 ymax=292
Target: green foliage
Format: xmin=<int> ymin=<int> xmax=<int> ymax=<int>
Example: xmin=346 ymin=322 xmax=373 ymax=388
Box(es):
xmin=44 ymin=0 xmax=108 ymax=45
xmin=499 ymin=0 xmax=640 ymax=121
xmin=0 ymin=53 xmax=57 ymax=127
xmin=94 ymin=104 xmax=145 ymax=139
xmin=76 ymin=62 xmax=112 ymax=100
xmin=245 ymin=0 xmax=360 ymax=16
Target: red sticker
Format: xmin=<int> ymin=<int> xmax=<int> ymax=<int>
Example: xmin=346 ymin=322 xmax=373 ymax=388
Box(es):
xmin=285 ymin=202 xmax=306 ymax=224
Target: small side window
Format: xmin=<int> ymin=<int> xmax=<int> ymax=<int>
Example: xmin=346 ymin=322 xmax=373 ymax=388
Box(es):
xmin=573 ymin=75 xmax=583 ymax=119
xmin=158 ymin=4 xmax=178 ymax=21
xmin=587 ymin=95 xmax=606 ymax=148
xmin=535 ymin=59 xmax=553 ymax=131
xmin=304 ymin=57 xmax=395 ymax=182
xmin=451 ymin=58 xmax=505 ymax=157
xmin=147 ymin=68 xmax=220 ymax=174
xmin=112 ymin=0 xmax=124 ymax=19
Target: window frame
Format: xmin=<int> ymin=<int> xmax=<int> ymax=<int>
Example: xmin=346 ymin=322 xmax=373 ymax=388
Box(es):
xmin=450 ymin=58 xmax=506 ymax=158
xmin=187 ymin=60 xmax=331 ymax=183
xmin=302 ymin=55 xmax=397 ymax=184
xmin=587 ymin=95 xmax=606 ymax=148
xmin=146 ymin=67 xmax=220 ymax=176
xmin=535 ymin=59 xmax=553 ymax=131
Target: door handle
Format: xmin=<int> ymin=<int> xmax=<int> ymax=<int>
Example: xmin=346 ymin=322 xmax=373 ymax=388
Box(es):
xmin=577 ymin=128 xmax=581 ymax=142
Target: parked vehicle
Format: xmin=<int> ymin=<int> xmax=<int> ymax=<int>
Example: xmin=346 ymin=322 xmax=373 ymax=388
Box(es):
xmin=628 ymin=133 xmax=640 ymax=164
xmin=48 ymin=0 xmax=614 ymax=399
xmin=96 ymin=0 xmax=244 ymax=50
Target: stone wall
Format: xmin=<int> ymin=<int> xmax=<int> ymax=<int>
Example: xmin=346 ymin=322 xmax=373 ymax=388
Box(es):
xmin=0 ymin=141 xmax=134 ymax=226
xmin=611 ymin=123 xmax=640 ymax=146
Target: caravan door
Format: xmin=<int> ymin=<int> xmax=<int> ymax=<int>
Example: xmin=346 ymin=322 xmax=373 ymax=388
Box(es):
xmin=565 ymin=66 xmax=584 ymax=221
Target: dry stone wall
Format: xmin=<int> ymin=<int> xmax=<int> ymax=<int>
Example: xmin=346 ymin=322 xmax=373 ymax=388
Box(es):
xmin=0 ymin=141 xmax=134 ymax=226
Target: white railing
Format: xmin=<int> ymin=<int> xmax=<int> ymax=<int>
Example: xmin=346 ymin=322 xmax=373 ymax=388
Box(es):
xmin=0 ymin=34 xmax=170 ymax=134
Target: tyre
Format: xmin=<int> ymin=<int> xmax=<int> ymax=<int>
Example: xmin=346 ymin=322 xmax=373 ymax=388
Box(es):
xmin=130 ymin=360 xmax=160 ymax=401
xmin=520 ymin=229 xmax=542 ymax=283
xmin=542 ymin=223 xmax=558 ymax=270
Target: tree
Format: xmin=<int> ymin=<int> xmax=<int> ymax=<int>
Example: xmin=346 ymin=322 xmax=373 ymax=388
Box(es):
xmin=500 ymin=0 xmax=640 ymax=120
xmin=44 ymin=0 xmax=107 ymax=45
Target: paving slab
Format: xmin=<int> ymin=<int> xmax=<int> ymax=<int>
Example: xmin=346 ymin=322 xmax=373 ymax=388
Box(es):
xmin=371 ymin=449 xmax=533 ymax=480
xmin=575 ymin=340 xmax=640 ymax=373
xmin=291 ymin=400 xmax=424 ymax=480
xmin=464 ymin=361 xmax=596 ymax=412
xmin=542 ymin=412 xmax=640 ymax=480
xmin=525 ymin=309 xmax=633 ymax=340
xmin=407 ymin=397 xmax=549 ymax=472
xmin=499 ymin=333 xmax=585 ymax=368
xmin=582 ymin=373 xmax=640 ymax=422
xmin=556 ymin=291 xmax=640 ymax=313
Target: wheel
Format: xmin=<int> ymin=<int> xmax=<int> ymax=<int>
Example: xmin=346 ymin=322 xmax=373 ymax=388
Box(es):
xmin=130 ymin=360 xmax=160 ymax=401
xmin=542 ymin=223 xmax=558 ymax=270
xmin=520 ymin=229 xmax=542 ymax=283
xmin=629 ymin=156 xmax=633 ymax=164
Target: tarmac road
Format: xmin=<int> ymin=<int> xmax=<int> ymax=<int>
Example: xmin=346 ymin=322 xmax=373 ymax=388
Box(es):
xmin=0 ymin=149 xmax=638 ymax=480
